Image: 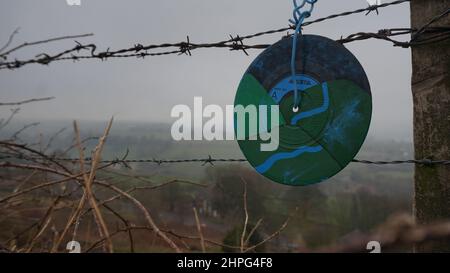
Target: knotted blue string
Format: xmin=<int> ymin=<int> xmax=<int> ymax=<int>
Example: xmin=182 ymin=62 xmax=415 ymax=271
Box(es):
xmin=290 ymin=0 xmax=317 ymax=111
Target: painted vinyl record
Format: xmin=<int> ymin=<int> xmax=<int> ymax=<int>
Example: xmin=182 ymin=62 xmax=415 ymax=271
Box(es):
xmin=234 ymin=34 xmax=372 ymax=186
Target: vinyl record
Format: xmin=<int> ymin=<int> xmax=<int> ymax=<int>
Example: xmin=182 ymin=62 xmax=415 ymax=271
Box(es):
xmin=234 ymin=34 xmax=372 ymax=186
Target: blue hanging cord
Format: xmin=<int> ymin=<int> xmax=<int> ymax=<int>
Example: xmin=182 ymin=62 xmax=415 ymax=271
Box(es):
xmin=290 ymin=0 xmax=317 ymax=111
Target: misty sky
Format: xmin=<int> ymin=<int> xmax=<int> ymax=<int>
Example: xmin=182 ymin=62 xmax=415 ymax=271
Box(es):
xmin=0 ymin=0 xmax=412 ymax=140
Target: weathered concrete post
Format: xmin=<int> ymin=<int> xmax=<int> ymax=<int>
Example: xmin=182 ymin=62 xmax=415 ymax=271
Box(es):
xmin=410 ymin=0 xmax=450 ymax=252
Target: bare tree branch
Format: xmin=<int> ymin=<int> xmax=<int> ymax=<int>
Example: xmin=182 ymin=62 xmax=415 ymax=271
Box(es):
xmin=240 ymin=177 xmax=248 ymax=253
xmin=0 ymin=97 xmax=55 ymax=106
xmin=94 ymin=180 xmax=182 ymax=253
xmin=82 ymin=118 xmax=114 ymax=253
xmin=243 ymin=217 xmax=290 ymax=253
xmin=193 ymin=207 xmax=206 ymax=253
xmin=0 ymin=27 xmax=20 ymax=54
xmin=0 ymin=33 xmax=93 ymax=58
xmin=0 ymin=108 xmax=20 ymax=130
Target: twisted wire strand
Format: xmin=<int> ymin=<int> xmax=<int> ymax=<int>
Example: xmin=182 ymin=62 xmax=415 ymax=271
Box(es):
xmin=4 ymin=26 xmax=447 ymax=70
xmin=0 ymin=154 xmax=449 ymax=166
xmin=0 ymin=0 xmax=417 ymax=70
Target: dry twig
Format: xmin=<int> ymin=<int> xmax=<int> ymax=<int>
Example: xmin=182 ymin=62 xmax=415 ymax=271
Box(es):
xmin=193 ymin=207 xmax=206 ymax=253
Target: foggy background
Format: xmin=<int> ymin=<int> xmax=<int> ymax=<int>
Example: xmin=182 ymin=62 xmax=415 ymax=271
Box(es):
xmin=0 ymin=0 xmax=412 ymax=141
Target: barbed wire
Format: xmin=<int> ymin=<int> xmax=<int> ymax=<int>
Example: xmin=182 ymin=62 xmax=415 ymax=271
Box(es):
xmin=88 ymin=157 xmax=450 ymax=166
xmin=3 ymin=0 xmax=448 ymax=71
xmin=1 ymin=153 xmax=449 ymax=167
xmin=70 ymin=157 xmax=450 ymax=166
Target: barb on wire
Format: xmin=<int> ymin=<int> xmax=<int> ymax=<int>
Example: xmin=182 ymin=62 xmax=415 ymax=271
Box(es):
xmin=0 ymin=0 xmax=417 ymax=70
xmin=366 ymin=4 xmax=379 ymax=16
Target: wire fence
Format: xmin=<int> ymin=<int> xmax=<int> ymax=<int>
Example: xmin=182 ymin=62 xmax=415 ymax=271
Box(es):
xmin=1 ymin=153 xmax=449 ymax=167
xmin=1 ymin=0 xmax=448 ymax=70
